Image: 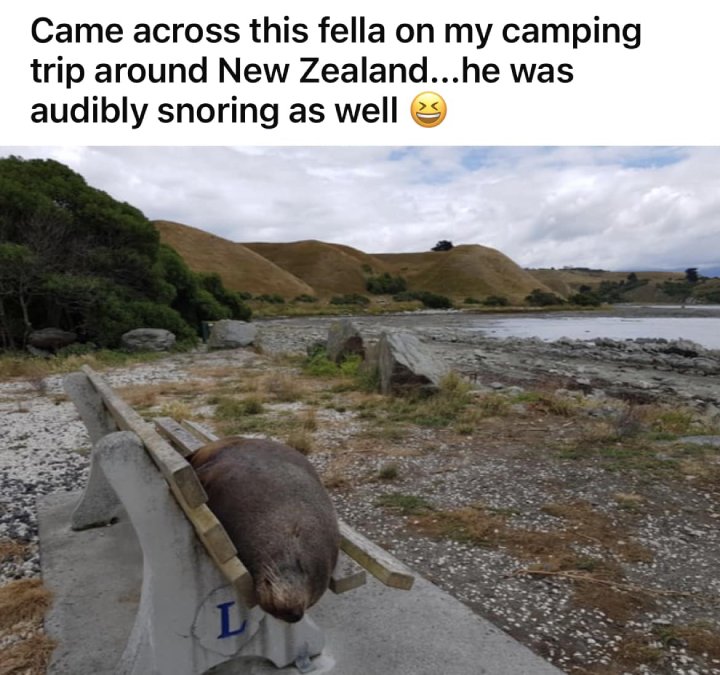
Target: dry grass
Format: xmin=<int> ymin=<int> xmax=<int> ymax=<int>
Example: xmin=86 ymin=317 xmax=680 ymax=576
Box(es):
xmin=322 ymin=455 xmax=354 ymax=489
xmin=0 ymin=632 xmax=56 ymax=675
xmin=0 ymin=579 xmax=53 ymax=633
xmin=158 ymin=401 xmax=196 ymax=421
xmin=0 ymin=350 xmax=166 ymax=382
xmin=260 ymin=371 xmax=306 ymax=402
xmin=117 ymin=380 xmax=214 ymax=409
xmin=0 ymin=540 xmax=28 ymax=564
xmin=284 ymin=429 xmax=314 ymax=455
xmin=301 ymin=407 xmax=318 ymax=432
xmin=406 ymin=497 xmax=656 ymax=621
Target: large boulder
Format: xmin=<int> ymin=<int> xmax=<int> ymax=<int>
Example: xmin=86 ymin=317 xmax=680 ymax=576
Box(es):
xmin=326 ymin=319 xmax=365 ymax=363
xmin=28 ymin=327 xmax=77 ymax=352
xmin=121 ymin=328 xmax=176 ymax=352
xmin=207 ymin=320 xmax=257 ymax=349
xmin=377 ymin=330 xmax=450 ymax=396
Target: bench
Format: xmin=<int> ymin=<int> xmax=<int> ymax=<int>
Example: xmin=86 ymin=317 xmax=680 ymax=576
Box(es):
xmin=63 ymin=366 xmax=414 ymax=675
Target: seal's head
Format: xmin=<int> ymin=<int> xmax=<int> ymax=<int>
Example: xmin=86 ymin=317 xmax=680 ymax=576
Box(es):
xmin=255 ymin=561 xmax=315 ymax=623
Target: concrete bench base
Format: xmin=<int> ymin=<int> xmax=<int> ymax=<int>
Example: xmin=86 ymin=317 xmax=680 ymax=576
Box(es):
xmin=39 ymin=491 xmax=563 ymax=675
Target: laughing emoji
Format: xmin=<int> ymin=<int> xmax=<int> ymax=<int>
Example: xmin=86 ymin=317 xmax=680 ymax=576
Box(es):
xmin=411 ymin=92 xmax=447 ymax=128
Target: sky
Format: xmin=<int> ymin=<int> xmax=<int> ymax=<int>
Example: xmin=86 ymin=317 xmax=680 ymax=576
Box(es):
xmin=2 ymin=146 xmax=719 ymax=273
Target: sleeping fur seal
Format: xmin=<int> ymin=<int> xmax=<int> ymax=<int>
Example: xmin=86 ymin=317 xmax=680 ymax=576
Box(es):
xmin=190 ymin=436 xmax=340 ymax=623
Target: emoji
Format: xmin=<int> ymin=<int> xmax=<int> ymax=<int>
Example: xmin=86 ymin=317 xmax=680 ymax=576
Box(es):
xmin=411 ymin=92 xmax=447 ymax=128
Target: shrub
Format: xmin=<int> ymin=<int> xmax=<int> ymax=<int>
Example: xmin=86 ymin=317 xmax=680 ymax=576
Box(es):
xmin=569 ymin=292 xmax=602 ymax=306
xmin=392 ymin=291 xmax=419 ymax=302
xmin=293 ymin=294 xmax=318 ymax=303
xmin=525 ymin=289 xmax=565 ymax=307
xmin=464 ymin=297 xmax=481 ymax=305
xmin=255 ymin=294 xmax=285 ymax=304
xmin=329 ymin=294 xmax=370 ymax=306
xmin=417 ymin=292 xmax=453 ymax=309
xmin=483 ymin=295 xmax=510 ymax=307
xmin=366 ymin=273 xmax=407 ymax=295
xmin=391 ymin=290 xmax=452 ymax=309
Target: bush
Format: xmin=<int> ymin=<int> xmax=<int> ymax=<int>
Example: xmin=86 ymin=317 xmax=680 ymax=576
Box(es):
xmin=525 ymin=289 xmax=565 ymax=307
xmin=569 ymin=292 xmax=602 ymax=306
xmin=255 ymin=294 xmax=285 ymax=304
xmin=329 ymin=294 xmax=370 ymax=306
xmin=392 ymin=291 xmax=419 ymax=302
xmin=366 ymin=273 xmax=407 ymax=295
xmin=293 ymin=294 xmax=318 ymax=303
xmin=391 ymin=290 xmax=452 ymax=309
xmin=463 ymin=297 xmax=481 ymax=305
xmin=416 ymin=292 xmax=453 ymax=309
xmin=483 ymin=295 xmax=510 ymax=307
xmin=431 ymin=240 xmax=454 ymax=252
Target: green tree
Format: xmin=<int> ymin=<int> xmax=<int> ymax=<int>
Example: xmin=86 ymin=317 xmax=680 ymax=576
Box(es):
xmin=0 ymin=156 xmax=250 ymax=349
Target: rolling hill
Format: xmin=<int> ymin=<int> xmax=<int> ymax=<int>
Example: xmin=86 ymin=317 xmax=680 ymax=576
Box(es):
xmin=528 ymin=268 xmax=686 ymax=302
xmin=375 ymin=245 xmax=555 ymax=303
xmin=153 ymin=220 xmax=315 ymax=298
xmin=244 ymin=240 xmax=391 ymax=297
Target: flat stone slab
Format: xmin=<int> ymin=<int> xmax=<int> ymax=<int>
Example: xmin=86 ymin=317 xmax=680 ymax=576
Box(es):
xmin=39 ymin=491 xmax=563 ymax=675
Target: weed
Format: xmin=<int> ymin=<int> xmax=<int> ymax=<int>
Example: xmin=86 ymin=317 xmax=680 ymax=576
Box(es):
xmin=376 ymin=493 xmax=433 ymax=515
xmin=0 ymin=539 xmax=27 ymax=563
xmin=301 ymin=408 xmax=318 ymax=431
xmin=377 ymin=463 xmax=400 ymax=481
xmin=158 ymin=401 xmax=194 ymax=420
xmin=613 ymin=492 xmax=646 ymax=511
xmin=261 ymin=372 xmax=304 ymax=402
xmin=476 ymin=394 xmax=510 ymax=417
xmin=303 ymin=351 xmax=340 ymax=377
xmin=285 ymin=429 xmax=314 ymax=455
xmin=240 ymin=396 xmax=265 ymax=415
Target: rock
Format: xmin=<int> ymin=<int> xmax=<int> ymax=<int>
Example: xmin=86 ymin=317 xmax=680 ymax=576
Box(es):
xmin=691 ymin=357 xmax=718 ymax=374
xmin=207 ymin=320 xmax=257 ymax=349
xmin=677 ymin=435 xmax=720 ymax=448
xmin=121 ymin=328 xmax=176 ymax=352
xmin=377 ymin=330 xmax=450 ymax=396
xmin=27 ymin=345 xmax=53 ymax=358
xmin=326 ymin=319 xmax=364 ymax=363
xmin=359 ymin=341 xmax=379 ymax=379
xmin=28 ymin=327 xmax=77 ymax=352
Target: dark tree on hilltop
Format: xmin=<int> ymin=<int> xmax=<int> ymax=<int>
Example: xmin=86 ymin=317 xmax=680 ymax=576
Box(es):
xmin=685 ymin=267 xmax=699 ymax=283
xmin=432 ymin=240 xmax=454 ymax=251
xmin=627 ymin=272 xmax=638 ymax=283
xmin=0 ymin=156 xmax=250 ymax=349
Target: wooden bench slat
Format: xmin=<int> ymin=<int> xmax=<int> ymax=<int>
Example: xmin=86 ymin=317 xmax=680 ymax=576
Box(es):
xmin=329 ymin=552 xmax=367 ymax=594
xmin=339 ymin=521 xmax=415 ymax=591
xmin=81 ymin=366 xmax=207 ymax=509
xmin=154 ymin=417 xmax=205 ymax=457
xmin=181 ymin=419 xmax=218 ymax=444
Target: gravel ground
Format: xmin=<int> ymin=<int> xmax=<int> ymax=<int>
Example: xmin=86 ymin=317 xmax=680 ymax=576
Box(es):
xmin=1 ymin=311 xmax=720 ymax=674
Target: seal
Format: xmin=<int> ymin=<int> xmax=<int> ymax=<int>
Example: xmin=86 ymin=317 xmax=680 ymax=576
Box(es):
xmin=190 ymin=436 xmax=340 ymax=623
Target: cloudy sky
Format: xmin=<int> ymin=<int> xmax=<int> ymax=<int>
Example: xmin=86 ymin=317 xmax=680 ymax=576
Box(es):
xmin=2 ymin=146 xmax=719 ymax=273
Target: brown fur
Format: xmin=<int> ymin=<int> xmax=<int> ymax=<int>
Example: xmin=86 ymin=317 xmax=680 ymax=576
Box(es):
xmin=190 ymin=437 xmax=340 ymax=623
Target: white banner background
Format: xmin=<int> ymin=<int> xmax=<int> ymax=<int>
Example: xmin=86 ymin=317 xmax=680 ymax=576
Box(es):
xmin=0 ymin=0 xmax=717 ymax=145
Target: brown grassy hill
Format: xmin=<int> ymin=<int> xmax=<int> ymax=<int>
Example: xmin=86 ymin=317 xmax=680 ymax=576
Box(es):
xmin=375 ymin=245 xmax=555 ymax=303
xmin=529 ymin=269 xmax=685 ymax=302
xmin=153 ymin=220 xmax=315 ymax=298
xmin=244 ymin=240 xmax=389 ymax=297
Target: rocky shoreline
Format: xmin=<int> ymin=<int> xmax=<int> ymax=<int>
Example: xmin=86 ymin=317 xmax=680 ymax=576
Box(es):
xmin=255 ymin=310 xmax=720 ymax=414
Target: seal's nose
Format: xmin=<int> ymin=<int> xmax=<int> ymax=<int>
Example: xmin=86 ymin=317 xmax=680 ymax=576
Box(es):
xmin=278 ymin=609 xmax=304 ymax=624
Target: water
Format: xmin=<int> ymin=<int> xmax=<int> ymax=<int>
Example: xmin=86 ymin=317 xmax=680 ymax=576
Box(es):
xmin=474 ymin=315 xmax=720 ymax=349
